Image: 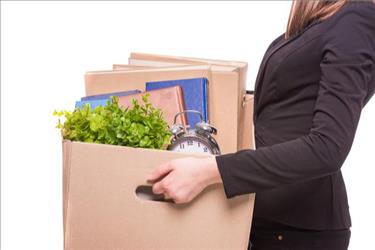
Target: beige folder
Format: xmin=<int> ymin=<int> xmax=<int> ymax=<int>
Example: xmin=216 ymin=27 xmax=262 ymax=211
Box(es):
xmin=112 ymin=64 xmax=153 ymax=71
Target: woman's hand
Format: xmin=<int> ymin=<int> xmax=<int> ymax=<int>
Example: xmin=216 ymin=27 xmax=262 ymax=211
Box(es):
xmin=147 ymin=157 xmax=222 ymax=204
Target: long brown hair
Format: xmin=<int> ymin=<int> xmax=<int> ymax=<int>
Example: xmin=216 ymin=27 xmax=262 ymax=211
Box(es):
xmin=286 ymin=0 xmax=348 ymax=39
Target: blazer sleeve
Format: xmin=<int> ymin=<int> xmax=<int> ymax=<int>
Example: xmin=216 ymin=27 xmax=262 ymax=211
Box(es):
xmin=215 ymin=10 xmax=375 ymax=198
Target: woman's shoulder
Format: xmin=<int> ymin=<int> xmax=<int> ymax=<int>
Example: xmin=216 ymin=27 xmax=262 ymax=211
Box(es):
xmin=271 ymin=33 xmax=285 ymax=46
xmin=321 ymin=1 xmax=375 ymax=42
xmin=319 ymin=1 xmax=375 ymax=66
xmin=329 ymin=1 xmax=375 ymax=24
xmin=265 ymin=33 xmax=285 ymax=52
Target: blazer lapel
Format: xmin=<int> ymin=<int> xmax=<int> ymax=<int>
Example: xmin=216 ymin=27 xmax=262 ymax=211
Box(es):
xmin=253 ymin=36 xmax=294 ymax=114
xmin=254 ymin=35 xmax=299 ymax=98
xmin=253 ymin=19 xmax=322 ymax=121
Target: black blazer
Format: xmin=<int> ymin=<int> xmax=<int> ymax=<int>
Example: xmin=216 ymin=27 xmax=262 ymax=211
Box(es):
xmin=215 ymin=1 xmax=375 ymax=230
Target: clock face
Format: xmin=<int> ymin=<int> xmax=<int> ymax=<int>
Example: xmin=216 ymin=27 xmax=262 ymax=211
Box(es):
xmin=170 ymin=137 xmax=213 ymax=154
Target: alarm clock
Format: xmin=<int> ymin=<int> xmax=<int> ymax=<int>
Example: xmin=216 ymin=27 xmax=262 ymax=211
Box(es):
xmin=167 ymin=110 xmax=221 ymax=155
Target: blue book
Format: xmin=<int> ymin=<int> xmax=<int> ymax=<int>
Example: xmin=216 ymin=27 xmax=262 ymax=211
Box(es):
xmin=81 ymin=90 xmax=141 ymax=101
xmin=146 ymin=78 xmax=208 ymax=128
xmin=75 ymin=99 xmax=110 ymax=109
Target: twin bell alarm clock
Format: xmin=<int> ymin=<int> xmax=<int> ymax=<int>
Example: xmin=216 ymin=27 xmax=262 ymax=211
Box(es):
xmin=167 ymin=110 xmax=221 ymax=155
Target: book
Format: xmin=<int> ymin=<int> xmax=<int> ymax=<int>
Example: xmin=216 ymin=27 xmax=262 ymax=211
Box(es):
xmin=81 ymin=90 xmax=141 ymax=101
xmin=118 ymin=86 xmax=187 ymax=126
xmin=146 ymin=77 xmax=208 ymax=128
xmin=75 ymin=99 xmax=109 ymax=109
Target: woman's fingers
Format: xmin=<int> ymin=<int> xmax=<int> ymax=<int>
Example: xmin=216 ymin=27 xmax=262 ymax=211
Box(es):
xmin=151 ymin=180 xmax=165 ymax=195
xmin=147 ymin=161 xmax=174 ymax=183
xmin=152 ymin=174 xmax=174 ymax=196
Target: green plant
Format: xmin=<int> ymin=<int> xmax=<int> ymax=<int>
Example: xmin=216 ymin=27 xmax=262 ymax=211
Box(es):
xmin=53 ymin=94 xmax=172 ymax=150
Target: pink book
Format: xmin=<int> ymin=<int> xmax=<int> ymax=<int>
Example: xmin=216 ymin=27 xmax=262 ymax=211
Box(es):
xmin=118 ymin=86 xmax=187 ymax=126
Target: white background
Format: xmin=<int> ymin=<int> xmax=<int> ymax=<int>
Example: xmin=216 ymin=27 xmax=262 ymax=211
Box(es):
xmin=1 ymin=1 xmax=374 ymax=249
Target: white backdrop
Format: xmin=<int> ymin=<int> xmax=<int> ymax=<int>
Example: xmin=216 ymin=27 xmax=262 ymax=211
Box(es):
xmin=1 ymin=1 xmax=374 ymax=249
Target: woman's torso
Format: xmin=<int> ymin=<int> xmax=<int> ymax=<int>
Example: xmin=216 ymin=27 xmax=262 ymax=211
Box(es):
xmin=252 ymin=1 xmax=375 ymax=230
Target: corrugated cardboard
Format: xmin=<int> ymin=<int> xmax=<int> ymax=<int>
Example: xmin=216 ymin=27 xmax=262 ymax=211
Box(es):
xmin=85 ymin=65 xmax=241 ymax=154
xmin=63 ymin=140 xmax=255 ymax=250
xmin=128 ymin=53 xmax=248 ymax=151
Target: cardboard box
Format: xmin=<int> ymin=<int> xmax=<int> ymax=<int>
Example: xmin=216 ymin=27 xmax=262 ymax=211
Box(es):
xmin=63 ymin=140 xmax=255 ymax=249
xmin=63 ymin=55 xmax=256 ymax=249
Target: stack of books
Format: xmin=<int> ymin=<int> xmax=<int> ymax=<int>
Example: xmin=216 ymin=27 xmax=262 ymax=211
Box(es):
xmin=75 ymin=77 xmax=209 ymax=128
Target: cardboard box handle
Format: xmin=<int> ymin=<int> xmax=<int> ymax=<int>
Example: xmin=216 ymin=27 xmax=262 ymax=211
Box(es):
xmin=135 ymin=185 xmax=175 ymax=203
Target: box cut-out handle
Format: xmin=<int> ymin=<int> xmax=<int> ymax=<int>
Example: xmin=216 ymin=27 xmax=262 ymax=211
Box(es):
xmin=135 ymin=185 xmax=174 ymax=203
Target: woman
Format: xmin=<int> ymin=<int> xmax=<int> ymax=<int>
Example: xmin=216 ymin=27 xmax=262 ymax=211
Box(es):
xmin=147 ymin=1 xmax=375 ymax=249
